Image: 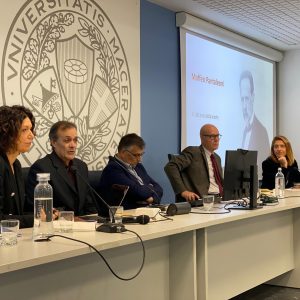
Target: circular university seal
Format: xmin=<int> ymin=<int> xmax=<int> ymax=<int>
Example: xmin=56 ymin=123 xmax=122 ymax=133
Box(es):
xmin=2 ymin=0 xmax=131 ymax=169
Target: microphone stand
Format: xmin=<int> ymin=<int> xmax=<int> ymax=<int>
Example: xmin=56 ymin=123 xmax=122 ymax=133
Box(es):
xmin=71 ymin=166 xmax=126 ymax=233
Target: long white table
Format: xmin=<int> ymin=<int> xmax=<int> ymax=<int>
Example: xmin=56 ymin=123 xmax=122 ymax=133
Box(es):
xmin=1 ymin=196 xmax=300 ymax=300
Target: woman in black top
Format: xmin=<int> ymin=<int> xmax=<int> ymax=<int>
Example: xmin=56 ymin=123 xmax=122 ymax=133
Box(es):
xmin=0 ymin=105 xmax=35 ymax=228
xmin=261 ymin=135 xmax=300 ymax=190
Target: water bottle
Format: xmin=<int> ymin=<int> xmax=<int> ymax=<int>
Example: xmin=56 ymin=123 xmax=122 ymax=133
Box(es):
xmin=275 ymin=167 xmax=285 ymax=199
xmin=33 ymin=173 xmax=54 ymax=240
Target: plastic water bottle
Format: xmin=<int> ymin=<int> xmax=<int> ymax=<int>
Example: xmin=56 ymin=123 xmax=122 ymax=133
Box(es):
xmin=275 ymin=167 xmax=285 ymax=199
xmin=33 ymin=173 xmax=54 ymax=240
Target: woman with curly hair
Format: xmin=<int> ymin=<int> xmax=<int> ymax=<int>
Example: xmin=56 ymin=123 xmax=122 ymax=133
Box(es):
xmin=0 ymin=105 xmax=35 ymax=228
xmin=261 ymin=135 xmax=300 ymax=190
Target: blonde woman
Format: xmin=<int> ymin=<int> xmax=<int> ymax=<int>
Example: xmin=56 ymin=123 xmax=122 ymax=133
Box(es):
xmin=261 ymin=135 xmax=300 ymax=189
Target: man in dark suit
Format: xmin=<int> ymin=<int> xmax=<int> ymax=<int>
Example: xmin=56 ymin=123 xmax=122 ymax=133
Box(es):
xmin=26 ymin=121 xmax=96 ymax=216
xmin=240 ymin=70 xmax=270 ymax=167
xmin=164 ymin=124 xmax=223 ymax=202
xmin=99 ymin=133 xmax=163 ymax=212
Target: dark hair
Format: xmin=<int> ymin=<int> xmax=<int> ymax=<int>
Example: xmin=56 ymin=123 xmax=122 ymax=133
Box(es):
xmin=0 ymin=105 xmax=35 ymax=154
xmin=239 ymin=70 xmax=254 ymax=95
xmin=49 ymin=121 xmax=77 ymax=141
xmin=118 ymin=133 xmax=145 ymax=152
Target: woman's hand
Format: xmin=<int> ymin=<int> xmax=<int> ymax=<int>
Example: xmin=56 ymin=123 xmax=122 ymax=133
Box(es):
xmin=277 ymin=156 xmax=288 ymax=168
xmin=52 ymin=208 xmax=59 ymax=220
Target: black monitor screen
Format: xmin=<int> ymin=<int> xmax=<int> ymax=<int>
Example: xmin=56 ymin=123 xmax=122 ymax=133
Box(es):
xmin=223 ymin=149 xmax=259 ymax=208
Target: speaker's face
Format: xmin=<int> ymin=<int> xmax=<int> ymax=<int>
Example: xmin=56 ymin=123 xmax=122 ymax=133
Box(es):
xmin=201 ymin=124 xmax=220 ymax=152
xmin=15 ymin=117 xmax=34 ymax=154
xmin=51 ymin=127 xmax=78 ymax=166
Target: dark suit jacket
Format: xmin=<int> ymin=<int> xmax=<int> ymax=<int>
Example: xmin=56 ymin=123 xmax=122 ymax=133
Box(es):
xmin=243 ymin=115 xmax=270 ymax=167
xmin=164 ymin=145 xmax=223 ymax=201
xmin=0 ymin=154 xmax=33 ymax=228
xmin=99 ymin=156 xmax=163 ymax=213
xmin=26 ymin=152 xmax=96 ymax=216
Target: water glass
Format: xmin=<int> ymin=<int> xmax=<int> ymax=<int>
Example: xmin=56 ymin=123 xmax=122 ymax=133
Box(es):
xmin=203 ymin=195 xmax=214 ymax=211
xmin=1 ymin=219 xmax=19 ymax=246
xmin=109 ymin=206 xmax=124 ymax=224
xmin=58 ymin=211 xmax=74 ymax=232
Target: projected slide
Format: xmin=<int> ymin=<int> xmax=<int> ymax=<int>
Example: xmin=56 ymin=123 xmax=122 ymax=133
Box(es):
xmin=182 ymin=32 xmax=274 ymax=176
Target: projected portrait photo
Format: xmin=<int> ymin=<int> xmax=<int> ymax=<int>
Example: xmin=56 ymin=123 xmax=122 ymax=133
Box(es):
xmin=239 ymin=70 xmax=270 ymax=167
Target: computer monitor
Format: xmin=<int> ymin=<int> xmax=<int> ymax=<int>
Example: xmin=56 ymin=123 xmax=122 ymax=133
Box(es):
xmin=223 ymin=149 xmax=261 ymax=209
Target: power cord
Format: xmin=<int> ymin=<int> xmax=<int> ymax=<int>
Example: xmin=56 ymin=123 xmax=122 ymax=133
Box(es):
xmin=47 ymin=229 xmax=145 ymax=281
xmin=258 ymin=194 xmax=279 ymax=206
xmin=150 ymin=211 xmax=174 ymax=222
xmin=191 ymin=205 xmax=231 ymax=214
xmin=223 ymin=199 xmax=249 ymax=210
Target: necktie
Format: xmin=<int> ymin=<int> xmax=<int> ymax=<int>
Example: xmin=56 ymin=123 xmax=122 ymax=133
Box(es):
xmin=210 ymin=154 xmax=223 ymax=196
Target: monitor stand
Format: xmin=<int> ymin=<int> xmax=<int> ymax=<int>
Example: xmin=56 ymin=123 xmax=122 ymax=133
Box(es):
xmin=228 ymin=165 xmax=263 ymax=210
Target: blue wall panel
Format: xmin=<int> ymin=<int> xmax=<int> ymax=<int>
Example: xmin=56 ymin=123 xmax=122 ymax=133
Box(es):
xmin=141 ymin=0 xmax=180 ymax=203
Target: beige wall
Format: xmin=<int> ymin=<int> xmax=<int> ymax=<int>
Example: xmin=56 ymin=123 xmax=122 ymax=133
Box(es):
xmin=278 ymin=50 xmax=300 ymax=163
xmin=0 ymin=0 xmax=140 ymax=169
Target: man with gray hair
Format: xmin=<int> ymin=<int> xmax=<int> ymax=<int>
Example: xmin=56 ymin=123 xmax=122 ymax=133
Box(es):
xmin=26 ymin=121 xmax=96 ymax=216
xmin=99 ymin=133 xmax=163 ymax=212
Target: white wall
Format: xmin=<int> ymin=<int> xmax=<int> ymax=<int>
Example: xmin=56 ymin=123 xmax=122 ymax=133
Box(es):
xmin=278 ymin=50 xmax=300 ymax=163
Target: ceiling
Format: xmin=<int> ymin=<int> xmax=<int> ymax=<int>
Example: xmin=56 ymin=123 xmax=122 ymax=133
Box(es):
xmin=148 ymin=0 xmax=300 ymax=51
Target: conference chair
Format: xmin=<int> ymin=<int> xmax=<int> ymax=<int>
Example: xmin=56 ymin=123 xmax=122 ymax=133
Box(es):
xmin=167 ymin=153 xmax=187 ymax=203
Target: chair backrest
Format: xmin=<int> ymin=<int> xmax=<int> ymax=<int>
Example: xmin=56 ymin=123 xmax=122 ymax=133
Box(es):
xmin=167 ymin=153 xmax=178 ymax=161
xmin=166 ymin=154 xmax=186 ymax=203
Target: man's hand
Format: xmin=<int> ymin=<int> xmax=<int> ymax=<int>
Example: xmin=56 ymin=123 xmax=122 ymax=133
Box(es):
xmin=181 ymin=191 xmax=200 ymax=202
xmin=146 ymin=196 xmax=154 ymax=204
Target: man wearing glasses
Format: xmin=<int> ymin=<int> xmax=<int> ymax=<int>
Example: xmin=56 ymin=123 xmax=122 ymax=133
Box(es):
xmin=26 ymin=121 xmax=96 ymax=216
xmin=99 ymin=133 xmax=163 ymax=211
xmin=164 ymin=124 xmax=223 ymax=203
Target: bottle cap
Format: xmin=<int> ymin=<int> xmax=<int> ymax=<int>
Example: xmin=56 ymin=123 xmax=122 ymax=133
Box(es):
xmin=36 ymin=173 xmax=50 ymax=181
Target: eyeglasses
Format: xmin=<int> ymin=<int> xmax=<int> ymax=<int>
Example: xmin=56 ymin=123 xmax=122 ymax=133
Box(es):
xmin=125 ymin=149 xmax=145 ymax=158
xmin=203 ymin=134 xmax=222 ymax=140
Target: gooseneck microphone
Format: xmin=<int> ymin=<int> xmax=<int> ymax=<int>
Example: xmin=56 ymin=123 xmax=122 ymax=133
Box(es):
xmin=122 ymin=215 xmax=150 ymax=224
xmin=112 ymin=184 xmax=130 ymax=207
xmin=70 ymin=166 xmax=126 ymax=233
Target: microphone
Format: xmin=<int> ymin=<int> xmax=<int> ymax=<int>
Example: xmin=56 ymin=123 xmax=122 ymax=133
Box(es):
xmin=70 ymin=166 xmax=126 ymax=233
xmin=112 ymin=184 xmax=129 ymax=207
xmin=122 ymin=215 xmax=150 ymax=224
